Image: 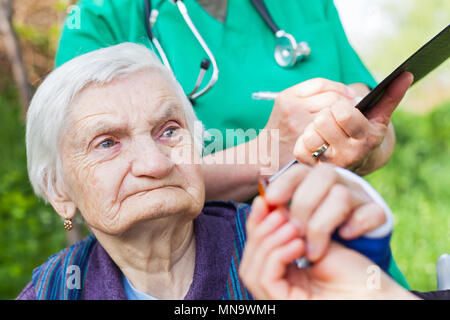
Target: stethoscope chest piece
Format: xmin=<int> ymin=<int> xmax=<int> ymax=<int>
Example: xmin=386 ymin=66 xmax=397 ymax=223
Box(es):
xmin=145 ymin=0 xmax=312 ymax=102
xmin=275 ymin=30 xmax=311 ymax=68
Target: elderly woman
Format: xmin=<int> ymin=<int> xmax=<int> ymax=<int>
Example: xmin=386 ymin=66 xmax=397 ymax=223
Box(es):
xmin=18 ymin=43 xmax=397 ymax=300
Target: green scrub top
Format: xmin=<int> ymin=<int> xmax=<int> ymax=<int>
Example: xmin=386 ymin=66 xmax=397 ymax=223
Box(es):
xmin=55 ymin=0 xmax=409 ymax=288
xmin=56 ymin=0 xmax=377 ymax=148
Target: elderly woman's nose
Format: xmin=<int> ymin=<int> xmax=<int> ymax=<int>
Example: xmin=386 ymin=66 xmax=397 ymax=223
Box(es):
xmin=130 ymin=136 xmax=174 ymax=178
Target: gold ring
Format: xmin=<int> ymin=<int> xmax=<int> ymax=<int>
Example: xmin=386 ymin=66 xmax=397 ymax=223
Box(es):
xmin=312 ymin=144 xmax=328 ymax=158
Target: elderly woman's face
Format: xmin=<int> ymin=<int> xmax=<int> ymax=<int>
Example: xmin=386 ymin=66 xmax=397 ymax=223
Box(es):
xmin=59 ymin=70 xmax=205 ymax=234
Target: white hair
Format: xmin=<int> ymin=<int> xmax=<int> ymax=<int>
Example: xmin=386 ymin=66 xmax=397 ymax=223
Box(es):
xmin=26 ymin=42 xmax=204 ymax=202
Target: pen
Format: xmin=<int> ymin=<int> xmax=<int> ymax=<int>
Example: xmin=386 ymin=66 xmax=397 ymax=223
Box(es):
xmin=257 ymin=159 xmax=311 ymax=269
xmin=252 ymin=91 xmax=279 ymax=100
xmin=252 ymin=91 xmax=363 ymax=104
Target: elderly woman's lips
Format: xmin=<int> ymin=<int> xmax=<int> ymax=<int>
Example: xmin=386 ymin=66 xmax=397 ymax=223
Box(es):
xmin=124 ymin=185 xmax=179 ymax=200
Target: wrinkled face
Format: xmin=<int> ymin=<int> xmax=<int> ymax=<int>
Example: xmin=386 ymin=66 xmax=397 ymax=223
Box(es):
xmin=59 ymin=70 xmax=205 ymax=235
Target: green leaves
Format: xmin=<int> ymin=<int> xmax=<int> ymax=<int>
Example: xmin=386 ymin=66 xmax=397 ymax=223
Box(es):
xmin=365 ymin=102 xmax=450 ymax=291
xmin=0 ymin=88 xmax=66 ymax=299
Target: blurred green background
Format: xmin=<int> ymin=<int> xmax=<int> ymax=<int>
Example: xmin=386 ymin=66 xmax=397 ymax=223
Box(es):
xmin=0 ymin=0 xmax=449 ymax=299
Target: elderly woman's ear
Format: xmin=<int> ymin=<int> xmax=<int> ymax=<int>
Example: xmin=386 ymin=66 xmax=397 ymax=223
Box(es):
xmin=44 ymin=182 xmax=77 ymax=222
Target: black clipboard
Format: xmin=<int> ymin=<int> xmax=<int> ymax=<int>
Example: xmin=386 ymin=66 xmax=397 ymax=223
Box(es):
xmin=356 ymin=24 xmax=450 ymax=113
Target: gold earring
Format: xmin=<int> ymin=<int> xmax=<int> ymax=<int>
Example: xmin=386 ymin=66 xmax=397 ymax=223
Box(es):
xmin=63 ymin=219 xmax=73 ymax=231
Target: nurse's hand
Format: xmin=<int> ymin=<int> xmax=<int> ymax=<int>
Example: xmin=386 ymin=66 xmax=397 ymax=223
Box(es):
xmin=292 ymin=72 xmax=413 ymax=175
xmin=263 ymin=77 xmax=357 ymax=172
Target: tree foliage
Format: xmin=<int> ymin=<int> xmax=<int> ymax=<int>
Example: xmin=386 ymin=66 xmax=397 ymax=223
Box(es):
xmin=0 ymin=86 xmax=67 ymax=299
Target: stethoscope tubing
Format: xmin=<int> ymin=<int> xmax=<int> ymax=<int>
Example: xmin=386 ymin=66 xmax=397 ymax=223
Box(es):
xmin=145 ymin=0 xmax=173 ymax=71
xmin=175 ymin=0 xmax=219 ymax=100
xmin=144 ymin=0 xmax=309 ymax=101
xmin=250 ymin=0 xmax=280 ymax=34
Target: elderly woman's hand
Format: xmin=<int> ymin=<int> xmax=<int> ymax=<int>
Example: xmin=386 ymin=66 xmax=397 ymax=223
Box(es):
xmin=239 ymin=162 xmax=393 ymax=298
xmin=292 ymin=72 xmax=413 ymax=175
xmin=239 ymin=163 xmax=416 ymax=299
xmin=263 ymin=163 xmax=385 ymax=261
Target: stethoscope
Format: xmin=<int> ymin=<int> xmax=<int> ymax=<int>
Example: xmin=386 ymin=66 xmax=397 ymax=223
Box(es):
xmin=144 ymin=0 xmax=311 ymax=101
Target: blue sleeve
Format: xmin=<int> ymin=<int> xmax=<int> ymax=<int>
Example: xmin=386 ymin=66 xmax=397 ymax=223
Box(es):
xmin=332 ymin=232 xmax=392 ymax=273
xmin=244 ymin=199 xmax=393 ymax=273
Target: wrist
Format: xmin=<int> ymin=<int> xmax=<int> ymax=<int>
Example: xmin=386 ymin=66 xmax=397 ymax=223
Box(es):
xmin=353 ymin=122 xmax=395 ymax=176
xmin=351 ymin=145 xmax=383 ymax=176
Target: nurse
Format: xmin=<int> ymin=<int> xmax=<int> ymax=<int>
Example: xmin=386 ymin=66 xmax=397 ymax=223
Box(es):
xmin=55 ymin=0 xmax=412 ymax=286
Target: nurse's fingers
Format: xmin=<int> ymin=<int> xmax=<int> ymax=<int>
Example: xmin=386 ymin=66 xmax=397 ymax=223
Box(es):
xmin=330 ymin=100 xmax=371 ymax=139
xmin=286 ymin=78 xmax=355 ymax=99
xmin=365 ymin=72 xmax=413 ymax=125
xmin=293 ymin=122 xmax=327 ymax=166
xmin=299 ymin=91 xmax=353 ymax=114
xmin=312 ymin=107 xmax=349 ymax=150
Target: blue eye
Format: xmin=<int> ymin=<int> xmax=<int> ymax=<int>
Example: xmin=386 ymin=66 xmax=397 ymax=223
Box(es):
xmin=162 ymin=128 xmax=178 ymax=138
xmin=99 ymin=139 xmax=116 ymax=149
